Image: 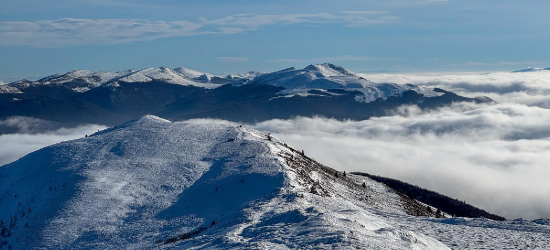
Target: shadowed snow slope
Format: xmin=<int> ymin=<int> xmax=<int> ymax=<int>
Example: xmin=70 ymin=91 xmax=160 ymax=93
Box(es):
xmin=1 ymin=116 xmax=548 ymax=249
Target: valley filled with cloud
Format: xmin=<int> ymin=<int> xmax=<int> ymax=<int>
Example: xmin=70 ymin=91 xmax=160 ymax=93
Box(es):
xmin=251 ymin=71 xmax=550 ymax=220
xmin=0 ymin=118 xmax=106 ymax=166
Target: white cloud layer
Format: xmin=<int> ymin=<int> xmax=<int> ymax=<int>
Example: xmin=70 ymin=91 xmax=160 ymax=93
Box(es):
xmin=0 ymin=124 xmax=107 ymax=166
xmin=360 ymin=71 xmax=550 ymax=108
xmin=251 ymin=104 xmax=550 ymax=220
xmin=247 ymin=70 xmax=550 ymax=220
xmin=0 ymin=11 xmax=398 ymax=47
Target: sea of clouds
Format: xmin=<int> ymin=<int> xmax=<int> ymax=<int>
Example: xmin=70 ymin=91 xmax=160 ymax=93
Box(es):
xmin=359 ymin=71 xmax=550 ymax=109
xmin=1 ymin=70 xmax=549 ymax=220
xmin=253 ymin=71 xmax=550 ymax=220
xmin=0 ymin=116 xmax=106 ymax=166
xmin=253 ymin=104 xmax=550 ymax=220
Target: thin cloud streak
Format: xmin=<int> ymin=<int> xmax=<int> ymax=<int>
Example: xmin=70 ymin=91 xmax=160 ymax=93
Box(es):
xmin=0 ymin=11 xmax=398 ymax=47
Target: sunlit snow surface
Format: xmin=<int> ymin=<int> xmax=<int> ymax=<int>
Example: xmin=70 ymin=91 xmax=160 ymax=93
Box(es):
xmin=0 ymin=116 xmax=548 ymax=249
xmin=246 ymin=63 xmax=442 ymax=103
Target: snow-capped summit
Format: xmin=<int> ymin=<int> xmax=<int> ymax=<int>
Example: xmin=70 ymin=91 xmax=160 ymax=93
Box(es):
xmin=1 ymin=64 xmax=444 ymax=102
xmin=172 ymin=67 xmax=216 ymax=80
xmin=5 ymin=69 xmax=133 ymax=93
xmin=110 ymin=67 xmax=222 ymax=88
xmin=245 ymin=63 xmax=440 ymax=103
xmin=42 ymin=69 xmax=132 ymax=86
xmin=304 ymin=63 xmax=356 ymax=77
xmin=226 ymin=71 xmax=263 ymax=80
xmin=3 ymin=67 xmax=224 ymax=94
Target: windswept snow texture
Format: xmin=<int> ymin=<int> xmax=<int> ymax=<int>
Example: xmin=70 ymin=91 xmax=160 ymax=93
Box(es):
xmin=1 ymin=116 xmax=548 ymax=249
xmin=243 ymin=63 xmax=441 ymax=103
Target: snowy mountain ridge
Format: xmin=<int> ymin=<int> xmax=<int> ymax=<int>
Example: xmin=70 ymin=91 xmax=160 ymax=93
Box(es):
xmin=107 ymin=67 xmax=221 ymax=89
xmin=512 ymin=67 xmax=550 ymax=73
xmin=3 ymin=64 xmax=443 ymax=103
xmin=241 ymin=63 xmax=442 ymax=103
xmin=6 ymin=67 xmax=223 ymax=93
xmin=0 ymin=115 xmax=548 ymax=249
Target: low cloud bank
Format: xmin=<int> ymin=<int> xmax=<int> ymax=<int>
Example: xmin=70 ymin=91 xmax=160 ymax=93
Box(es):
xmin=252 ymin=104 xmax=550 ymax=220
xmin=360 ymin=71 xmax=550 ymax=108
xmin=0 ymin=123 xmax=107 ymax=166
xmin=0 ymin=116 xmax=65 ymax=134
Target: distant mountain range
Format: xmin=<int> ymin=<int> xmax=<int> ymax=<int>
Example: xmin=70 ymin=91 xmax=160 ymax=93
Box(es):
xmin=0 ymin=63 xmax=493 ymax=133
xmin=511 ymin=67 xmax=550 ymax=73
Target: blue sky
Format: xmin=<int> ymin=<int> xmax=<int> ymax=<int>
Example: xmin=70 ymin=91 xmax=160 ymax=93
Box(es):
xmin=1 ymin=0 xmax=549 ymax=80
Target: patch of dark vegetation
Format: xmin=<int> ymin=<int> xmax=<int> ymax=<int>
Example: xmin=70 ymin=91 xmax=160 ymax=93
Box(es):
xmin=159 ymin=221 xmax=214 ymax=245
xmin=352 ymin=172 xmax=506 ymax=221
xmin=272 ymin=138 xmax=433 ymax=217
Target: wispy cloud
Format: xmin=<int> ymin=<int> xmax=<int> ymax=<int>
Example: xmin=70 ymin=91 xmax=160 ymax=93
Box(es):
xmin=216 ymin=57 xmax=250 ymax=63
xmin=0 ymin=11 xmax=399 ymax=47
xmin=0 ymin=18 xmax=204 ymax=47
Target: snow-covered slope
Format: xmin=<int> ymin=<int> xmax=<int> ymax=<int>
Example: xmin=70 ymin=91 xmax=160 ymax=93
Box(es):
xmin=171 ymin=67 xmax=221 ymax=83
xmin=10 ymin=70 xmax=133 ymax=93
xmin=2 ymin=64 xmax=446 ymax=102
xmin=172 ymin=67 xmax=215 ymax=79
xmin=4 ymin=67 xmax=223 ymax=94
xmin=101 ymin=67 xmax=221 ymax=89
xmin=40 ymin=69 xmax=132 ymax=86
xmin=0 ymin=115 xmax=448 ymax=249
xmin=0 ymin=84 xmax=23 ymax=94
xmin=227 ymin=71 xmax=263 ymax=80
xmin=243 ymin=63 xmax=441 ymax=103
xmin=1 ymin=115 xmax=547 ymax=249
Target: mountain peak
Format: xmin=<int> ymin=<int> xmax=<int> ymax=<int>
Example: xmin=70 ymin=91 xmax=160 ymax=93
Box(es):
xmin=304 ymin=63 xmax=355 ymax=77
xmin=127 ymin=114 xmax=171 ymax=126
xmin=112 ymin=67 xmax=221 ymax=88
xmin=511 ymin=67 xmax=548 ymax=73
